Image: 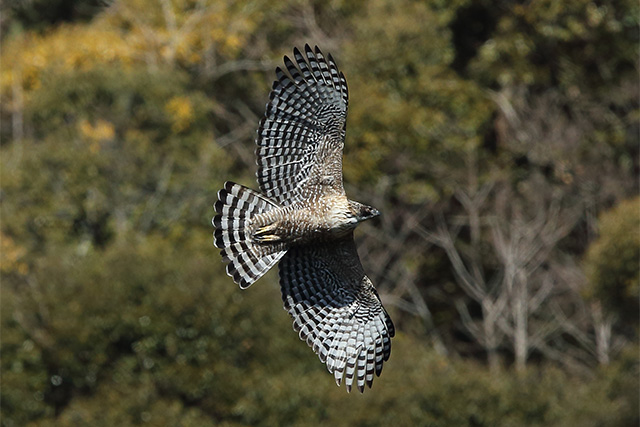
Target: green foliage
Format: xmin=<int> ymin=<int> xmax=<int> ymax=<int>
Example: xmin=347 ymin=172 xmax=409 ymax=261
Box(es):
xmin=1 ymin=0 xmax=638 ymax=425
xmin=584 ymin=197 xmax=640 ymax=323
xmin=3 ymin=272 xmax=636 ymax=426
xmin=1 ymin=234 xmax=298 ymax=425
xmin=342 ymin=0 xmax=493 ymax=202
xmin=2 ymin=65 xmax=221 ymax=253
xmin=470 ymin=0 xmax=638 ymax=89
xmin=467 ymin=0 xmax=637 ymax=209
xmin=7 ymin=0 xmax=105 ymax=32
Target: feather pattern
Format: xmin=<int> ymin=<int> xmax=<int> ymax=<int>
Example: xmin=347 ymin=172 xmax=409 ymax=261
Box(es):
xmin=213 ymin=181 xmax=287 ymax=288
xmin=279 ymin=237 xmax=395 ymax=393
xmin=257 ymin=44 xmax=348 ymax=206
xmin=212 ymin=46 xmax=394 ymax=393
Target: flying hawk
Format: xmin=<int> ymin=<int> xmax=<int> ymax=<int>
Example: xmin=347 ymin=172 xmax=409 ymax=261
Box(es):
xmin=212 ymin=45 xmax=394 ymax=393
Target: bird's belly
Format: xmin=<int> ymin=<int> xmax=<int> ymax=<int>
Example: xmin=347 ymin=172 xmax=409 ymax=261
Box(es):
xmin=250 ymin=205 xmax=354 ymax=244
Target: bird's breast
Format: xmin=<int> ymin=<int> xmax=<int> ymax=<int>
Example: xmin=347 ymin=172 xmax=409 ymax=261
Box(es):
xmin=249 ymin=197 xmax=355 ymax=245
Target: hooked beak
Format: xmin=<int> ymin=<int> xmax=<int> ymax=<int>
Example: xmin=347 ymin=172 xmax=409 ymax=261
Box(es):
xmin=362 ymin=207 xmax=381 ymax=222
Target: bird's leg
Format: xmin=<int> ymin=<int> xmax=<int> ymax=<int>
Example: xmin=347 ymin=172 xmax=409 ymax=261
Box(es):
xmin=252 ymin=222 xmax=283 ymax=242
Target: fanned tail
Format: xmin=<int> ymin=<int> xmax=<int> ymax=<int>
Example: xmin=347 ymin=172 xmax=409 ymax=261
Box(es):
xmin=212 ymin=181 xmax=286 ymax=288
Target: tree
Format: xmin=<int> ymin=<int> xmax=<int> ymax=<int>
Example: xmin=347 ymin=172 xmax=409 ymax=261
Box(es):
xmin=1 ymin=0 xmax=638 ymax=424
xmin=584 ymin=197 xmax=639 ymax=326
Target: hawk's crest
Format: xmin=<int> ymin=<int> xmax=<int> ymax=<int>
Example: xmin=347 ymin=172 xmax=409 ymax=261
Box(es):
xmin=212 ymin=45 xmax=394 ymax=393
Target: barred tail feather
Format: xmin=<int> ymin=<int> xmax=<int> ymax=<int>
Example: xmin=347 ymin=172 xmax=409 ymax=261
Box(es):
xmin=213 ymin=181 xmax=286 ymax=288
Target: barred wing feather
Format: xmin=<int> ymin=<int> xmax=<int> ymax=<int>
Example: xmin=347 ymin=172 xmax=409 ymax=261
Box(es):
xmin=257 ymin=44 xmax=349 ymax=206
xmin=279 ymin=237 xmax=395 ymax=393
xmin=213 ymin=181 xmax=287 ymax=288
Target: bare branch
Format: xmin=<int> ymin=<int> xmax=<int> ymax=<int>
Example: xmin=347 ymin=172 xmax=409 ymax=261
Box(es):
xmin=211 ymin=59 xmax=277 ymax=80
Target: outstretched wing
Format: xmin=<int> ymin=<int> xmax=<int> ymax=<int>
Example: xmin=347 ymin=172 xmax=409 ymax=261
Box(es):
xmin=279 ymin=237 xmax=395 ymax=393
xmin=257 ymin=44 xmax=349 ymax=206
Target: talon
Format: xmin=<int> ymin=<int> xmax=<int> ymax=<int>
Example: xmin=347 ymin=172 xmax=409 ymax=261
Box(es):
xmin=254 ymin=223 xmax=277 ymax=235
xmin=253 ymin=223 xmax=281 ymax=242
xmin=254 ymin=234 xmax=281 ymax=242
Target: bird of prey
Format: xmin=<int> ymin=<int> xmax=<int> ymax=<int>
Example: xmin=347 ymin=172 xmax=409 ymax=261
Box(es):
xmin=212 ymin=45 xmax=394 ymax=393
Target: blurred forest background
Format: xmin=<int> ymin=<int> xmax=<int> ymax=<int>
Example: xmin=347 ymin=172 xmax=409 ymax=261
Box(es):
xmin=1 ymin=0 xmax=638 ymax=425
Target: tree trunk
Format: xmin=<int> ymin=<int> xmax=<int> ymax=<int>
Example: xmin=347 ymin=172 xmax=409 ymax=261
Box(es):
xmin=592 ymin=302 xmax=612 ymax=366
xmin=514 ymin=271 xmax=528 ymax=371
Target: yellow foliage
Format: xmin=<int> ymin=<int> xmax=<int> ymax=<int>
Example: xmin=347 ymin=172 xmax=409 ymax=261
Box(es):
xmin=165 ymin=96 xmax=195 ymax=133
xmin=101 ymin=0 xmax=261 ymax=62
xmin=1 ymin=0 xmax=263 ymax=105
xmin=78 ymin=119 xmax=116 ymax=152
xmin=1 ymin=233 xmax=28 ymax=275
xmin=1 ymin=26 xmax=135 ymax=98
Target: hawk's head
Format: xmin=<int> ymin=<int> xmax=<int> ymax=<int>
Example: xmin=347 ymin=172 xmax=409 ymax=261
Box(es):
xmin=348 ymin=200 xmax=381 ymax=223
